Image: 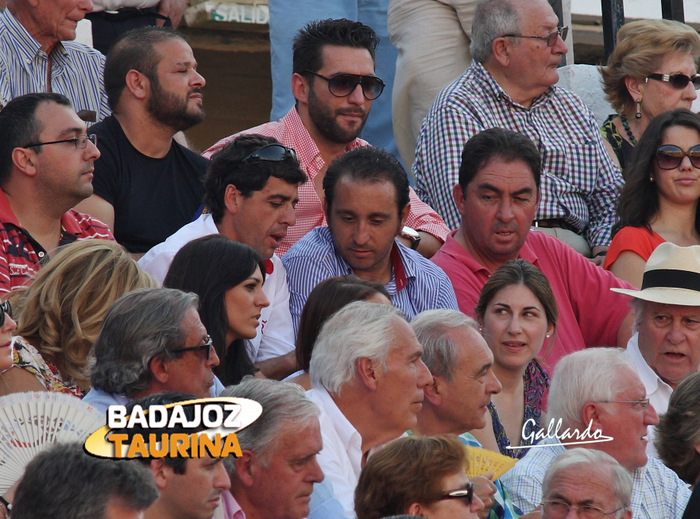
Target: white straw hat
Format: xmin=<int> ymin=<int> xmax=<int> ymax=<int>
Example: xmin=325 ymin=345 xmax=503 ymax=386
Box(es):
xmin=611 ymin=242 xmax=700 ymax=306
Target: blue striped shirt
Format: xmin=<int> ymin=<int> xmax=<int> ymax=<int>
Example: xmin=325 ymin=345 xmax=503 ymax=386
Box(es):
xmin=283 ymin=226 xmax=459 ymax=331
xmin=0 ymin=9 xmax=110 ymax=120
xmin=413 ymin=60 xmax=623 ymax=247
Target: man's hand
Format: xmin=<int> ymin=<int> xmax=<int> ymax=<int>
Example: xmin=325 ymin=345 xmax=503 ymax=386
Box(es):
xmin=157 ymin=0 xmax=186 ymax=28
xmin=589 ymin=245 xmax=608 ymax=267
xmin=470 ymin=473 xmax=496 ymax=518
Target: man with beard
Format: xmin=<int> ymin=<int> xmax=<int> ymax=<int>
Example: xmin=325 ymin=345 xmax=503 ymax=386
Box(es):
xmin=204 ymin=18 xmax=450 ymax=258
xmin=76 ymin=26 xmax=208 ymax=255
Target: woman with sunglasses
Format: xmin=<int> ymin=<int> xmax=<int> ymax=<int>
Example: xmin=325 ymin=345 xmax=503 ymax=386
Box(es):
xmin=0 ymin=240 xmax=155 ymax=397
xmin=164 ymin=235 xmax=269 ymax=386
xmin=600 ymin=19 xmax=700 ymax=170
xmin=355 ymin=435 xmax=484 ymax=519
xmin=605 ymin=109 xmax=700 ymax=287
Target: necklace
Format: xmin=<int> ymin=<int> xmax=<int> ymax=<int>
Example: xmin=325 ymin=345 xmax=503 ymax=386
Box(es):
xmin=620 ymin=115 xmax=638 ymax=146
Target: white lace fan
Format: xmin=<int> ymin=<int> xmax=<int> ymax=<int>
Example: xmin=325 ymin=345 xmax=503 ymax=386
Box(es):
xmin=0 ymin=391 xmax=104 ymax=493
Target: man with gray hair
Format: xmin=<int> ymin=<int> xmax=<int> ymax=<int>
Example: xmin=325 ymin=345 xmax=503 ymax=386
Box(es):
xmin=307 ymin=301 xmax=432 ymax=518
xmin=84 ymin=287 xmax=222 ymax=412
xmin=500 ymin=348 xmax=690 ymax=517
xmin=221 ymin=378 xmax=328 ymax=519
xmin=413 ymin=0 xmax=622 ymax=258
xmin=541 ymin=449 xmax=632 ymax=519
xmin=11 ymin=442 xmax=158 ymax=519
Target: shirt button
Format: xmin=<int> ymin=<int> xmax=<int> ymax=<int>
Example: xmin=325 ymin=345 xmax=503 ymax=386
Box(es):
xmin=38 ymin=251 xmax=45 ymax=258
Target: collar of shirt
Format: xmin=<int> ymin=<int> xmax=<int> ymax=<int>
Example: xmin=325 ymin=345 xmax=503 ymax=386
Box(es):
xmin=472 ymin=60 xmax=555 ymax=111
xmin=624 ymin=332 xmax=673 ymax=413
xmin=308 ymin=386 xmax=362 ymax=459
xmin=1 ymin=9 xmax=68 ymax=74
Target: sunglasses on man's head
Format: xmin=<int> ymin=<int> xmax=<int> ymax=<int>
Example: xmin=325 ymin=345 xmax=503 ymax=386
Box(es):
xmin=305 ymin=70 xmax=385 ymax=100
xmin=646 ymin=73 xmax=700 ymax=90
xmin=241 ymin=144 xmax=297 ymax=164
xmin=0 ymin=300 xmax=11 ymax=328
xmin=655 ymin=144 xmax=700 ymax=170
xmin=436 ymin=482 xmax=474 ymax=505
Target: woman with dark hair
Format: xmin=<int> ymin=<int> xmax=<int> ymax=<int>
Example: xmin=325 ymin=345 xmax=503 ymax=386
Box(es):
xmin=472 ymin=259 xmax=557 ymax=459
xmin=605 ymin=109 xmax=700 ymax=287
xmin=286 ymin=275 xmax=390 ymax=389
xmin=164 ymin=235 xmax=269 ymax=385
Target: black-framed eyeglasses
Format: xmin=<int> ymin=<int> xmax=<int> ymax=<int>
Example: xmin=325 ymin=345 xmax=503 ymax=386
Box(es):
xmin=656 ymin=144 xmax=700 ymax=170
xmin=541 ymin=500 xmax=625 ymax=518
xmin=646 ymin=73 xmax=700 ymax=90
xmin=241 ymin=144 xmax=297 ymax=164
xmin=0 ymin=300 xmax=12 ymax=328
xmin=436 ymin=482 xmax=474 ymax=505
xmin=502 ymin=26 xmax=568 ymax=47
xmin=171 ymin=335 xmax=214 ymax=360
xmin=24 ymin=134 xmax=97 ymax=150
xmin=305 ymin=70 xmax=385 ymax=100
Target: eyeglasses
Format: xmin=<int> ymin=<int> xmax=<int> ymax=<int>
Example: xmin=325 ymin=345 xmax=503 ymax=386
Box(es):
xmin=502 ymin=26 xmax=568 ymax=47
xmin=305 ymin=70 xmax=385 ymax=100
xmin=171 ymin=335 xmax=214 ymax=360
xmin=656 ymin=144 xmax=700 ymax=170
xmin=541 ymin=500 xmax=625 ymax=518
xmin=24 ymin=134 xmax=98 ymax=150
xmin=0 ymin=301 xmax=12 ymax=328
xmin=599 ymin=398 xmax=651 ymax=411
xmin=436 ymin=482 xmax=474 ymax=505
xmin=646 ymin=73 xmax=700 ymax=90
xmin=241 ymin=144 xmax=297 ymax=164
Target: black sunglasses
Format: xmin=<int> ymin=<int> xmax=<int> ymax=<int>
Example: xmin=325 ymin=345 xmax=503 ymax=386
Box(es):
xmin=502 ymin=26 xmax=568 ymax=47
xmin=655 ymin=144 xmax=700 ymax=170
xmin=171 ymin=335 xmax=214 ymax=360
xmin=437 ymin=482 xmax=474 ymax=505
xmin=241 ymin=144 xmax=297 ymax=164
xmin=0 ymin=300 xmax=11 ymax=328
xmin=305 ymin=70 xmax=385 ymax=100
xmin=646 ymin=73 xmax=700 ymax=90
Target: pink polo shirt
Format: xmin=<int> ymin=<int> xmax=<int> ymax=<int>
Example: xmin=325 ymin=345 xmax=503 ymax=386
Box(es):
xmin=432 ymin=230 xmax=634 ymax=371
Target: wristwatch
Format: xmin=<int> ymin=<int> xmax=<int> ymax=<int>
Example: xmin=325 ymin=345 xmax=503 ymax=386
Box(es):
xmin=400 ymin=226 xmax=421 ymax=250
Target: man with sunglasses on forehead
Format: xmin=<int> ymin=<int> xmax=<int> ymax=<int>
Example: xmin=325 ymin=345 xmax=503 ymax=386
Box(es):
xmin=140 ymin=134 xmax=307 ymax=379
xmin=413 ymin=0 xmax=623 ymax=262
xmin=76 ymin=27 xmax=208 ymax=257
xmin=0 ymin=93 xmax=113 ymax=294
xmin=204 ymin=18 xmax=450 ymax=259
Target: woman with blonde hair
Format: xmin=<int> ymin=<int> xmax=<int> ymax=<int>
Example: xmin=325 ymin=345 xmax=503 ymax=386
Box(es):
xmin=0 ymin=239 xmax=155 ymax=397
xmin=600 ymin=19 xmax=700 ymax=169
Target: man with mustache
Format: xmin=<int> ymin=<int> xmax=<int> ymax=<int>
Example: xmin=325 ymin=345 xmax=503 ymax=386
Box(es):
xmin=140 ymin=135 xmax=307 ymax=379
xmin=76 ymin=26 xmax=208 ymax=256
xmin=204 ymin=18 xmax=450 ymax=258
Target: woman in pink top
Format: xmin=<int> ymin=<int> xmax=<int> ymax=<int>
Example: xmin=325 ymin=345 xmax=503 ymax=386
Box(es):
xmin=606 ymin=109 xmax=700 ymax=287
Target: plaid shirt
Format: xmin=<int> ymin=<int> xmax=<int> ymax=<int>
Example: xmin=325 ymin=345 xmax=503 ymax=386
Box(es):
xmin=0 ymin=9 xmax=110 ymax=120
xmin=204 ymin=108 xmax=450 ymax=255
xmin=413 ymin=61 xmax=623 ymax=247
xmin=499 ymin=437 xmax=691 ymax=518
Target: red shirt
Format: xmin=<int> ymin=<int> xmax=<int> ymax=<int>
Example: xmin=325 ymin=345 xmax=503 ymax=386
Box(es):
xmin=0 ymin=190 xmax=114 ymax=293
xmin=432 ymin=230 xmax=634 ymax=371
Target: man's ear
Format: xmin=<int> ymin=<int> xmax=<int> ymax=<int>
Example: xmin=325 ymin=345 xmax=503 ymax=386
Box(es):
xmin=150 ymin=459 xmax=171 ymax=490
xmin=11 ymin=147 xmax=38 ymax=178
xmin=149 ymin=355 xmax=170 ymax=385
xmin=400 ymin=203 xmax=410 ymax=227
xmin=407 ymin=502 xmax=425 ymax=516
xmin=356 ymin=357 xmax=379 ymax=391
xmin=125 ymin=69 xmax=149 ymax=100
xmin=291 ymin=73 xmax=310 ymax=105
xmin=581 ymin=402 xmax=603 ymax=430
xmin=233 ymin=450 xmax=257 ymax=488
xmin=491 ymin=37 xmax=511 ymax=67
xmin=224 ymin=184 xmax=240 ymax=215
xmin=423 ymin=376 xmax=441 ymax=406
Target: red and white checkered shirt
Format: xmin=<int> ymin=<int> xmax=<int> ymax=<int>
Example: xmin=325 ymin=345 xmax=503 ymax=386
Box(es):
xmin=203 ymin=108 xmax=450 ymax=256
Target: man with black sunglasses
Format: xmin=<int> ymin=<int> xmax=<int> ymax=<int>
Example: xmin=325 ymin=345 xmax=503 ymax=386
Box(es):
xmin=140 ymin=134 xmax=307 ymax=379
xmin=413 ymin=0 xmax=624 ymax=262
xmin=0 ymin=93 xmax=113 ymax=294
xmin=75 ymin=27 xmax=209 ymax=256
xmin=204 ymin=18 xmax=450 ymax=259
